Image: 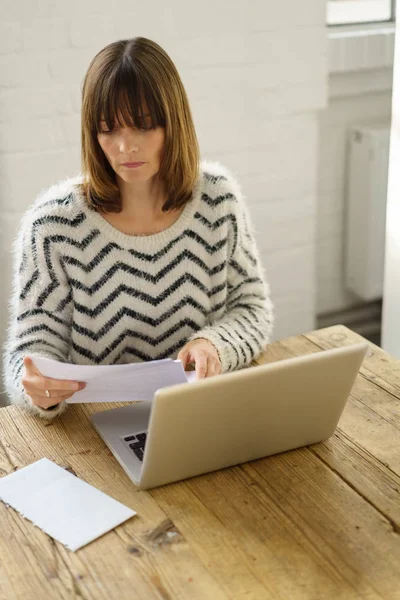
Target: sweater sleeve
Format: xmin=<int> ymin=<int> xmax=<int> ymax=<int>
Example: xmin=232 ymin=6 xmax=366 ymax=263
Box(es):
xmin=2 ymin=208 xmax=73 ymax=419
xmin=188 ymin=175 xmax=274 ymax=372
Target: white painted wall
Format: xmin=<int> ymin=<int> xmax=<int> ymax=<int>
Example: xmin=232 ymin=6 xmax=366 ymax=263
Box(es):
xmin=0 ymin=1 xmax=327 ymax=402
xmin=317 ymin=66 xmax=392 ymax=316
xmin=382 ymin=6 xmax=400 ymax=357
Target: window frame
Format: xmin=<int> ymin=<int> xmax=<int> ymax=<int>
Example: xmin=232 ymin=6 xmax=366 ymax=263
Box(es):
xmin=327 ymin=0 xmax=396 ymax=27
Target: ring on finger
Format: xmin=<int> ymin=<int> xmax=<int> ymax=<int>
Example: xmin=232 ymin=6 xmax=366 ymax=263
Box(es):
xmin=45 ymin=389 xmax=51 ymax=399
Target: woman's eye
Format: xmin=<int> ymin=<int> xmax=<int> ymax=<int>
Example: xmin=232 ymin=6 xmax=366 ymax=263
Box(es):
xmin=136 ymin=122 xmax=151 ymax=131
xmin=99 ymin=124 xmax=151 ymax=134
xmin=99 ymin=127 xmax=116 ymax=135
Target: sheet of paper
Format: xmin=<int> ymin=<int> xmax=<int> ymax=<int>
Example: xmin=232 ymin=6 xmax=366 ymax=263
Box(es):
xmin=185 ymin=370 xmax=197 ymax=384
xmin=0 ymin=458 xmax=136 ymax=551
xmin=32 ymin=356 xmax=193 ymax=403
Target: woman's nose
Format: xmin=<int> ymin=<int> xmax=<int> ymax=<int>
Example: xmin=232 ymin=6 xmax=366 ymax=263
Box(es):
xmin=118 ymin=128 xmax=139 ymax=153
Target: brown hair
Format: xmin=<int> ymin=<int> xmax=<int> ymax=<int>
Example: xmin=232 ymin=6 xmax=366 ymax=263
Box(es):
xmin=79 ymin=37 xmax=200 ymax=213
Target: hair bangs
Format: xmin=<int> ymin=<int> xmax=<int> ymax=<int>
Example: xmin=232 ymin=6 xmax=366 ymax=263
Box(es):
xmin=95 ymin=65 xmax=165 ymax=134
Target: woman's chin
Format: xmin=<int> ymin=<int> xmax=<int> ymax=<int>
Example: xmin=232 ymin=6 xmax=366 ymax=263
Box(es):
xmin=118 ymin=170 xmax=146 ymax=183
xmin=117 ymin=168 xmax=159 ymax=186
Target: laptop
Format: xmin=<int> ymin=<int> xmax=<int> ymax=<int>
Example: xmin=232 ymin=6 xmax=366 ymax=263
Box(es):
xmin=91 ymin=342 xmax=368 ymax=489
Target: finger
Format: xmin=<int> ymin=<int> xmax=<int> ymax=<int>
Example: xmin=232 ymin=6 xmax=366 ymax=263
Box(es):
xmin=23 ymin=378 xmax=86 ymax=402
xmin=23 ymin=385 xmax=82 ymax=403
xmin=23 ymin=356 xmax=40 ymax=375
xmin=35 ymin=376 xmax=85 ymax=393
xmin=212 ymin=357 xmax=222 ymax=376
xmin=22 ymin=358 xmax=86 ymax=394
xmin=207 ymin=355 xmax=222 ymax=378
xmin=205 ymin=358 xmax=216 ymax=378
xmin=177 ymin=348 xmax=190 ymax=369
xmin=42 ymin=392 xmax=75 ymax=408
xmin=30 ymin=387 xmax=79 ymax=400
xmin=194 ymin=352 xmax=208 ymax=380
xmin=39 ymin=399 xmax=63 ymax=410
xmin=56 ymin=392 xmax=75 ymax=402
xmin=33 ymin=392 xmax=74 ymax=405
xmin=30 ymin=394 xmax=65 ymax=409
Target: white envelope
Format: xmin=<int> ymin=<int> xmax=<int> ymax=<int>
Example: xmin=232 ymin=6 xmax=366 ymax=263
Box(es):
xmin=0 ymin=458 xmax=136 ymax=551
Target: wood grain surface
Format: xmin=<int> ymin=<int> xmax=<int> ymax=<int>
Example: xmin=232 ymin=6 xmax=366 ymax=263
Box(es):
xmin=0 ymin=325 xmax=399 ymax=600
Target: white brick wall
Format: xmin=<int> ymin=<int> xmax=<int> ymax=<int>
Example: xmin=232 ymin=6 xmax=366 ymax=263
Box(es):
xmin=317 ymin=78 xmax=392 ymax=315
xmin=0 ymin=1 xmax=327 ymax=403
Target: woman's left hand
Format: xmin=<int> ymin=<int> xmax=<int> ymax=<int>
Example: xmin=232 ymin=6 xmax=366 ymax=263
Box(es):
xmin=177 ymin=338 xmax=222 ymax=380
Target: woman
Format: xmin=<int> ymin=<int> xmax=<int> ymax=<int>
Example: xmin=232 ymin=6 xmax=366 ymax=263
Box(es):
xmin=3 ymin=37 xmax=274 ymax=419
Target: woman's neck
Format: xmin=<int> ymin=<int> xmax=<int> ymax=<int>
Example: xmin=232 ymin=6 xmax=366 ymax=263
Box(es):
xmin=116 ymin=174 xmax=167 ymax=218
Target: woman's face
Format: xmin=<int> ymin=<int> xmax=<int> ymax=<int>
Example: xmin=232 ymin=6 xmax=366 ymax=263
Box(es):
xmin=97 ymin=111 xmax=165 ymax=185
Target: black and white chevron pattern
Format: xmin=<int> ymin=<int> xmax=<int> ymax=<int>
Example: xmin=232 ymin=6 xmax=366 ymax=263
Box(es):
xmin=3 ymin=160 xmax=274 ymax=415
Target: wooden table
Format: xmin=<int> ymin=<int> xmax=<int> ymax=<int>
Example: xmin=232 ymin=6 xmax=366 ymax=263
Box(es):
xmin=0 ymin=325 xmax=399 ymax=600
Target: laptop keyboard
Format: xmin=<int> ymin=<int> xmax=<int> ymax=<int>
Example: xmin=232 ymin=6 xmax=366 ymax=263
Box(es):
xmin=122 ymin=432 xmax=147 ymax=462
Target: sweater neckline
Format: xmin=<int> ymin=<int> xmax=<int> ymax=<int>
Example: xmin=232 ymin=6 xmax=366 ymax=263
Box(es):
xmin=75 ymin=173 xmax=202 ymax=250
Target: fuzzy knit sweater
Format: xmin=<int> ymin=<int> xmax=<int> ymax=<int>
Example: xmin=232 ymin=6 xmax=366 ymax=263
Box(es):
xmin=3 ymin=160 xmax=274 ymax=419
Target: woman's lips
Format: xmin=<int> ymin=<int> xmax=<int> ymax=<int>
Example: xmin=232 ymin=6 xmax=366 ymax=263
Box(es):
xmin=121 ymin=162 xmax=145 ymax=168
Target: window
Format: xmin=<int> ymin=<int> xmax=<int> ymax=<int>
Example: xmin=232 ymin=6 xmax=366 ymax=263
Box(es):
xmin=327 ymin=0 xmax=395 ymax=26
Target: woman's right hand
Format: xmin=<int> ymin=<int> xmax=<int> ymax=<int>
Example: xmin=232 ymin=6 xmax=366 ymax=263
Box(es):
xmin=21 ymin=356 xmax=86 ymax=410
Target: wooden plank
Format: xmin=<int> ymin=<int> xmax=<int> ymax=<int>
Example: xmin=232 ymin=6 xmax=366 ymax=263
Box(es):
xmin=154 ymin=471 xmax=356 ymax=600
xmin=304 ymin=325 xmax=400 ymax=403
xmin=0 ymin=406 xmax=227 ymax=600
xmin=154 ymin=447 xmax=400 ymax=600
xmin=154 ymin=480 xmax=275 ymax=600
xmin=0 ymin=499 xmax=75 ymax=600
xmin=247 ymin=449 xmax=400 ymax=598
xmin=311 ymin=431 xmax=400 ymax=530
xmin=337 ymin=394 xmax=400 ymax=478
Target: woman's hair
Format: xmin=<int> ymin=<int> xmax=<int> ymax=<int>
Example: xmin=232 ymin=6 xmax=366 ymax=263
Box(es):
xmin=79 ymin=37 xmax=200 ymax=213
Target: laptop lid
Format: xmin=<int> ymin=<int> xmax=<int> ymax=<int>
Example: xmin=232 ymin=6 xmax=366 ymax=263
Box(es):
xmin=139 ymin=342 xmax=368 ymax=489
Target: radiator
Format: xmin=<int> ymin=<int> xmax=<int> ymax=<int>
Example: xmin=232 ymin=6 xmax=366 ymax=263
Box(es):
xmin=345 ymin=122 xmax=390 ymax=302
